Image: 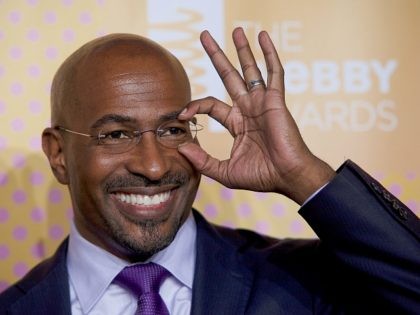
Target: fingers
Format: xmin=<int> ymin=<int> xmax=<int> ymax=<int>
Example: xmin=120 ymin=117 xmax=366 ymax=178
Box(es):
xmin=201 ymin=28 xmax=284 ymax=94
xmin=178 ymin=142 xmax=228 ymax=184
xmin=179 ymin=96 xmax=232 ymax=129
xmin=258 ymin=31 xmax=284 ymax=92
xmin=200 ymin=31 xmax=248 ymax=100
xmin=232 ymin=27 xmax=265 ymax=91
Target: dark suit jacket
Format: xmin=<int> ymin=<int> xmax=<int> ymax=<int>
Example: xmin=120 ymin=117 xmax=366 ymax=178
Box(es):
xmin=1 ymin=160 xmax=419 ymax=314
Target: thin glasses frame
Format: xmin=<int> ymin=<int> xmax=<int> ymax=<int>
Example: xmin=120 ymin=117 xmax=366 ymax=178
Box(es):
xmin=55 ymin=119 xmax=203 ymax=153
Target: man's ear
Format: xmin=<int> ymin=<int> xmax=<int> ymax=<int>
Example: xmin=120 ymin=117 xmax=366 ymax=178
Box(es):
xmin=42 ymin=127 xmax=69 ymax=184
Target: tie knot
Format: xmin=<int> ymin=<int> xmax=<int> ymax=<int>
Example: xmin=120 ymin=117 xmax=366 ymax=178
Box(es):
xmin=114 ymin=262 xmax=170 ymax=295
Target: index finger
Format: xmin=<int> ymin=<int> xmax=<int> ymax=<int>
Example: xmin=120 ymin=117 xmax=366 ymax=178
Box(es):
xmin=178 ymin=96 xmax=235 ymax=136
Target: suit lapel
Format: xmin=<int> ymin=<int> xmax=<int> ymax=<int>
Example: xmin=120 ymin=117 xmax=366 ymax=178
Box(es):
xmin=9 ymin=240 xmax=71 ymax=315
xmin=191 ymin=211 xmax=254 ymax=315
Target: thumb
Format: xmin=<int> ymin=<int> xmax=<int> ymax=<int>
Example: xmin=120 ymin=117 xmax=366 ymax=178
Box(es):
xmin=178 ymin=142 xmax=227 ymax=184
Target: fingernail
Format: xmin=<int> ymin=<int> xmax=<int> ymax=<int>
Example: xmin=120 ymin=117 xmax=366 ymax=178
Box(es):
xmin=179 ymin=108 xmax=188 ymax=116
xmin=177 ymin=142 xmax=189 ymax=149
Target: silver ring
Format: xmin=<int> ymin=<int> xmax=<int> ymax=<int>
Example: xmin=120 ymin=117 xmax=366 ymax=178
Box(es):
xmin=248 ymin=79 xmax=265 ymax=89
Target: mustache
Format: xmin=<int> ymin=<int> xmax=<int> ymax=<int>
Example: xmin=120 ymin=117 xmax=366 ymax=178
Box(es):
xmin=104 ymin=172 xmax=189 ymax=192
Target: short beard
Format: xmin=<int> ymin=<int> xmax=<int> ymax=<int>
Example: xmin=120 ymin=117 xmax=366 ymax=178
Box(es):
xmin=101 ymin=171 xmax=189 ymax=261
xmin=104 ymin=213 xmax=182 ymax=262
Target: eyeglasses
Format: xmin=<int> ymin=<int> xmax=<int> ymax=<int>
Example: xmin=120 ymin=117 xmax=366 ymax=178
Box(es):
xmin=55 ymin=119 xmax=203 ymax=154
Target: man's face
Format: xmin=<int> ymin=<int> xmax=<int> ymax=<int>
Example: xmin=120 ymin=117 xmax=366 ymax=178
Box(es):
xmin=61 ymin=51 xmax=200 ymax=261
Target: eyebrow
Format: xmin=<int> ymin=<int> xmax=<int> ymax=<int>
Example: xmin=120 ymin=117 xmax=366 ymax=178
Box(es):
xmin=90 ymin=110 xmax=185 ymax=130
xmin=90 ymin=114 xmax=135 ymax=129
xmin=160 ymin=110 xmax=184 ymax=121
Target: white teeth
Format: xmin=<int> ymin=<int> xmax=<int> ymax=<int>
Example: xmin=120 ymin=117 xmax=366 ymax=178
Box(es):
xmin=152 ymin=195 xmax=160 ymax=204
xmin=144 ymin=195 xmax=151 ymax=206
xmin=116 ymin=191 xmax=170 ymax=206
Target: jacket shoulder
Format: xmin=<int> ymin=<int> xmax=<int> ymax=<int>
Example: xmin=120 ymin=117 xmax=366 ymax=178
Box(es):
xmin=0 ymin=239 xmax=69 ymax=312
xmin=194 ymin=211 xmax=324 ymax=276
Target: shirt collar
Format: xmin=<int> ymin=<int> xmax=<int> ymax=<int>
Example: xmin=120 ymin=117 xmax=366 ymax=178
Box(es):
xmin=67 ymin=214 xmax=197 ymax=314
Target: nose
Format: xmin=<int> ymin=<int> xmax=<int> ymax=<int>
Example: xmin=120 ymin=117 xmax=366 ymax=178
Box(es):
xmin=125 ymin=132 xmax=170 ymax=181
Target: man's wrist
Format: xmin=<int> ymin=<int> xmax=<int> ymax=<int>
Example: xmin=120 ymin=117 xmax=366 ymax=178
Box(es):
xmin=284 ymin=158 xmax=336 ymax=205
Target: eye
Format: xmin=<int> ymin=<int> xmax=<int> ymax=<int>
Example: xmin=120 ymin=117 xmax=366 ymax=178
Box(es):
xmin=166 ymin=127 xmax=185 ymax=136
xmin=104 ymin=130 xmax=130 ymax=139
xmin=99 ymin=129 xmax=133 ymax=145
xmin=159 ymin=126 xmax=187 ymax=138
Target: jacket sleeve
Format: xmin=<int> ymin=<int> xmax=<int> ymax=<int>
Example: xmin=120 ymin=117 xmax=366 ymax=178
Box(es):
xmin=299 ymin=160 xmax=420 ymax=314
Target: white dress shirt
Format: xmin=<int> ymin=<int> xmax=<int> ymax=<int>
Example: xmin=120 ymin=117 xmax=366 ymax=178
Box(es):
xmin=67 ymin=214 xmax=197 ymax=315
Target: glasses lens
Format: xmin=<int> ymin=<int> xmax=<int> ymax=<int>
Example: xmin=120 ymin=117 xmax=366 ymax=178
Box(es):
xmin=157 ymin=120 xmax=198 ymax=148
xmin=98 ymin=129 xmax=137 ymax=153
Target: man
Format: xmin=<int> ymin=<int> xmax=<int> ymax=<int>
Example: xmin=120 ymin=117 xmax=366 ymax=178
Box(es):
xmin=0 ymin=28 xmax=419 ymax=314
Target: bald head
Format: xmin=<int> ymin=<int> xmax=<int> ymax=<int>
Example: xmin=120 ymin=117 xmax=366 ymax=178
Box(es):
xmin=50 ymin=33 xmax=191 ymax=126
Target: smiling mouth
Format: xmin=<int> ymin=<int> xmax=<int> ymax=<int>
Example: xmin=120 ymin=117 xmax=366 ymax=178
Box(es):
xmin=115 ymin=191 xmax=171 ymax=206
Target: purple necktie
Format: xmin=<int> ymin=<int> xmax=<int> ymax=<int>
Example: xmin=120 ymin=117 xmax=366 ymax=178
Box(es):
xmin=114 ymin=263 xmax=170 ymax=315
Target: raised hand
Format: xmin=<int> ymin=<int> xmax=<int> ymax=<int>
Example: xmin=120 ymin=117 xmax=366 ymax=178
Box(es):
xmin=178 ymin=27 xmax=335 ymax=205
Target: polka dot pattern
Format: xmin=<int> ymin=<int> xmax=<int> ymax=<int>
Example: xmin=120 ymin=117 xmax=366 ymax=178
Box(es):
xmin=0 ymin=1 xmax=109 ymax=291
xmin=0 ymin=173 xmax=8 ymax=186
xmin=26 ymin=28 xmax=40 ymax=41
xmin=31 ymin=242 xmax=45 ymax=259
xmin=49 ymin=225 xmax=64 ymax=240
xmin=0 ymin=245 xmax=10 ymax=260
xmin=204 ymin=204 xmax=218 ymax=218
xmin=13 ymin=262 xmax=29 ymax=278
xmin=12 ymin=190 xmax=27 ymax=204
xmin=0 ymin=281 xmax=9 ymax=293
xmin=30 ymin=171 xmax=44 ymax=185
xmin=13 ymin=226 xmax=28 ymax=241
xmin=31 ymin=207 xmax=45 ymax=222
xmin=0 ymin=208 xmax=9 ymax=223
